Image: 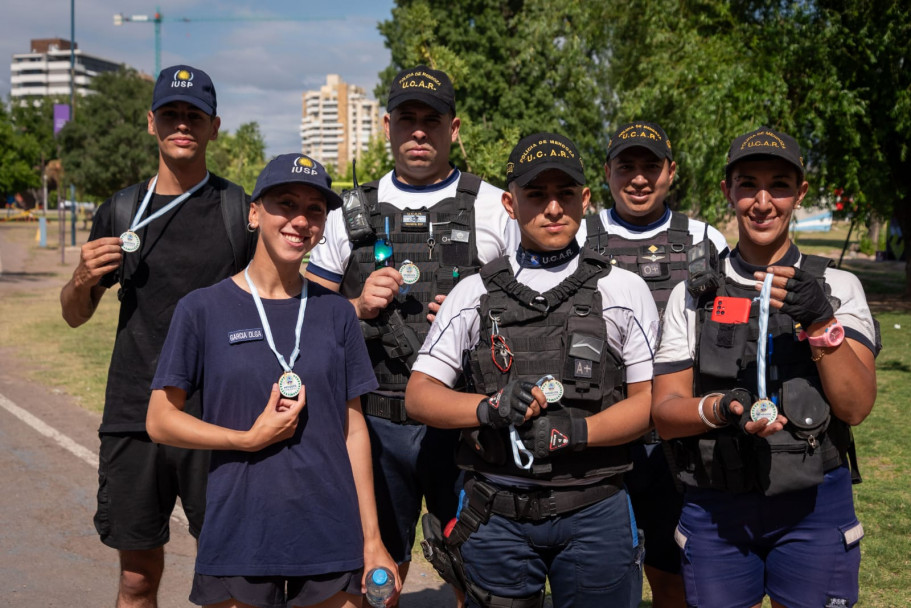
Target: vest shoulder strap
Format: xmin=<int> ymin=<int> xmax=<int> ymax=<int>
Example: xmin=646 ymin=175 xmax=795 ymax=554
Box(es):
xmin=668 ymin=210 xmax=692 ymax=244
xmin=455 ymin=172 xmax=482 ymax=211
xmin=584 ymin=215 xmax=603 ymax=238
xmin=799 ymin=254 xmax=835 ymax=278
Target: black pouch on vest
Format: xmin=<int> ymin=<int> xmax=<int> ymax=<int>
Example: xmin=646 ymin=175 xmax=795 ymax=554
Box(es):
xmin=753 ymin=377 xmax=830 ymax=495
xmin=460 ymin=427 xmax=507 ymax=465
xmin=440 ymin=222 xmax=471 ymax=267
xmin=698 ymin=319 xmax=750 ymax=379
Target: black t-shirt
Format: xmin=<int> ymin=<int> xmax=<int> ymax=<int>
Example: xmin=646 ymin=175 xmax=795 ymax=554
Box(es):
xmin=89 ymin=177 xmax=249 ymax=432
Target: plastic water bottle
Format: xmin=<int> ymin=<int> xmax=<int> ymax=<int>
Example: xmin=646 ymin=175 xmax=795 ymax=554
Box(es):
xmin=365 ymin=567 xmax=395 ymax=607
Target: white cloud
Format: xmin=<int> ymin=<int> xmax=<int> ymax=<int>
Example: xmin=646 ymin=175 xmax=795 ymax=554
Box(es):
xmin=2 ymin=0 xmax=394 ymax=158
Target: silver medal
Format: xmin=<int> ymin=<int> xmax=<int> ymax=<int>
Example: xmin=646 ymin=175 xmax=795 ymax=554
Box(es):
xmin=536 ymin=374 xmax=564 ymax=404
xmin=120 ymin=231 xmax=141 ymax=252
xmin=278 ymin=371 xmax=302 ymax=398
xmin=399 ymin=260 xmax=420 ymax=285
xmin=750 ymin=399 xmax=778 ymax=423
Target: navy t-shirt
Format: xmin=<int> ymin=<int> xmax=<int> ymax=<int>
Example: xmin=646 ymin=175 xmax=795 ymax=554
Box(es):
xmin=152 ymin=278 xmax=378 ymax=576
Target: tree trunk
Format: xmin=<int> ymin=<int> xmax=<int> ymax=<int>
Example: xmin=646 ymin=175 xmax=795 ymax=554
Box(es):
xmin=893 ymin=195 xmax=911 ymax=296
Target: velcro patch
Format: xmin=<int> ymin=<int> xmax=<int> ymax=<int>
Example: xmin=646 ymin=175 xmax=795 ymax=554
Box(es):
xmin=228 ymin=328 xmax=264 ymax=344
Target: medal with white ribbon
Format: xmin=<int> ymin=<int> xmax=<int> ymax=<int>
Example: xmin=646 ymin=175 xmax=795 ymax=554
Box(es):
xmin=120 ymin=172 xmax=210 ymax=252
xmin=244 ymin=266 xmax=308 ymax=398
xmin=752 ymin=273 xmax=779 ymax=423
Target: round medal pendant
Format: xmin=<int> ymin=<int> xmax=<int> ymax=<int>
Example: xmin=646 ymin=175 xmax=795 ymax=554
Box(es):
xmin=750 ymin=398 xmax=778 ymax=423
xmin=278 ymin=371 xmax=302 ymax=398
xmin=535 ymin=374 xmax=564 ymax=404
xmin=399 ymin=260 xmax=420 ymax=285
xmin=120 ymin=231 xmax=141 ymax=252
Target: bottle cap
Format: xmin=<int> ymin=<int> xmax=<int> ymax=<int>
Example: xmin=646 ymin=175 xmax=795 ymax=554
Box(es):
xmin=371 ymin=568 xmax=389 ymax=585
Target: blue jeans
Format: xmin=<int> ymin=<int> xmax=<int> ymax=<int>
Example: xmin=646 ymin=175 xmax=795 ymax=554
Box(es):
xmin=460 ymin=487 xmax=643 ymax=608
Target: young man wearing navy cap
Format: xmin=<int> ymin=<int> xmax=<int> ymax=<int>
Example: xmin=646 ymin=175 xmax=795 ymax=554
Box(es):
xmin=579 ymin=122 xmax=728 ymax=607
xmin=406 ymin=133 xmax=658 ymax=607
xmin=60 ymin=64 xmax=253 ymax=607
xmin=306 ymin=65 xmax=517 ymax=605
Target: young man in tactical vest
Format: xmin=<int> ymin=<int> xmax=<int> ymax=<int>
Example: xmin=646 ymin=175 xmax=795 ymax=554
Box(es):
xmin=305 ymin=65 xmax=517 ymax=603
xmin=579 ymin=121 xmax=729 ymax=607
xmin=652 ymin=127 xmax=877 ymax=608
xmin=405 ymin=133 xmax=660 ymax=608
xmin=60 ymin=65 xmax=253 ymax=607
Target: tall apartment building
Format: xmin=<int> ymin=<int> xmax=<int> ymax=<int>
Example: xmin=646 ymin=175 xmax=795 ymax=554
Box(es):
xmin=10 ymin=38 xmax=124 ymax=101
xmin=300 ymin=74 xmax=382 ymax=174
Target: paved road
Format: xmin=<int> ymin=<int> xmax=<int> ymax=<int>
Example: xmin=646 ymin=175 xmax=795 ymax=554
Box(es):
xmin=0 ymin=224 xmax=451 ymax=606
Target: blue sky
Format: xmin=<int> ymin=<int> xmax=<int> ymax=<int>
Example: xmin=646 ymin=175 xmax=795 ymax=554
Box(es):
xmin=1 ymin=0 xmax=396 ymax=157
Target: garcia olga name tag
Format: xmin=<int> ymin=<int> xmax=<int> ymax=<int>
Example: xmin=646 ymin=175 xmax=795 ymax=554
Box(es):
xmin=228 ymin=328 xmax=264 ymax=344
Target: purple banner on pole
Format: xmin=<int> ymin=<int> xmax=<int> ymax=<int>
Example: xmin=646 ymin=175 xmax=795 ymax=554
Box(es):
xmin=54 ymin=104 xmax=71 ymax=135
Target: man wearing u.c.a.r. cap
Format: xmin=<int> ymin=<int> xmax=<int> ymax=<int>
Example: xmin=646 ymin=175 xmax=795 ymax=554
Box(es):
xmin=305 ymin=65 xmax=518 ymax=606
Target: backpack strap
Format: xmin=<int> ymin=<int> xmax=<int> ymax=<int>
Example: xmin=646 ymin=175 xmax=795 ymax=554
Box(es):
xmin=110 ymin=183 xmax=142 ymax=301
xmin=213 ymin=175 xmax=252 ymax=273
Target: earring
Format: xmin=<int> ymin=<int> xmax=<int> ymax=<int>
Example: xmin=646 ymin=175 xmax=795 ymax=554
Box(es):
xmin=246 ymin=222 xmax=257 ymax=233
xmin=319 ymin=236 xmax=327 ymax=244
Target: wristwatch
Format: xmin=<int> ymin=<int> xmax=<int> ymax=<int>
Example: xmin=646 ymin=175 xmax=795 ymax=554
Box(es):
xmin=798 ymin=319 xmax=845 ymax=348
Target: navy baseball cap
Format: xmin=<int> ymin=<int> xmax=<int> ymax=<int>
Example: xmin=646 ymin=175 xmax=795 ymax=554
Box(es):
xmin=506 ymin=133 xmax=586 ymax=187
xmin=151 ymin=65 xmax=217 ymax=116
xmin=725 ymin=127 xmax=805 ymax=178
xmin=387 ymin=65 xmax=456 ymax=115
xmin=606 ymin=122 xmax=673 ymax=162
xmin=251 ymin=154 xmax=343 ymax=210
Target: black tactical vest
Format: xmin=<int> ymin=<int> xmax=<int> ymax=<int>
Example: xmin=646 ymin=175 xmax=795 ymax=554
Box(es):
xmin=339 ymin=173 xmax=483 ymax=417
xmin=667 ymin=255 xmax=854 ymax=496
xmin=458 ymin=248 xmax=631 ymax=482
xmin=584 ymin=210 xmax=692 ymax=313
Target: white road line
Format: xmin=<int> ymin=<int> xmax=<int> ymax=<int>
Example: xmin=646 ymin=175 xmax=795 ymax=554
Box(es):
xmin=0 ymin=391 xmax=189 ymax=527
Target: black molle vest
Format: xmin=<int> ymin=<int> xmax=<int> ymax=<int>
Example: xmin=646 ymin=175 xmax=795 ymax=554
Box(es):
xmin=339 ymin=173 xmax=483 ymax=400
xmin=584 ymin=210 xmax=692 ymax=313
xmin=458 ymin=248 xmax=631 ymax=482
xmin=668 ymin=254 xmax=854 ymax=496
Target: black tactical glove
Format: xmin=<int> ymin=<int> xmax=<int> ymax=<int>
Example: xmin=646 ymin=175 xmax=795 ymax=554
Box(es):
xmin=780 ymin=268 xmax=834 ymax=328
xmin=714 ymin=388 xmax=754 ymax=430
xmin=524 ymin=411 xmax=588 ymax=458
xmin=476 ymin=380 xmax=537 ymax=429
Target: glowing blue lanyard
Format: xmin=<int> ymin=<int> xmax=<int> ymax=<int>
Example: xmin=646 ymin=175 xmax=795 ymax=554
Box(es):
xmin=755 ymin=273 xmax=774 ymax=400
xmin=128 ymin=172 xmax=210 ymax=232
xmin=243 ymin=266 xmax=308 ymax=375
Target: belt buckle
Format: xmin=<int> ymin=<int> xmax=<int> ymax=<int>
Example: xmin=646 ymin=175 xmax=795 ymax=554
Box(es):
xmin=513 ymin=493 xmax=531 ymax=519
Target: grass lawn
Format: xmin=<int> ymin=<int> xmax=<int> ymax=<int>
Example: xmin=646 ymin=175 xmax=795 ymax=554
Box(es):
xmin=1 ymin=221 xmax=909 ymax=606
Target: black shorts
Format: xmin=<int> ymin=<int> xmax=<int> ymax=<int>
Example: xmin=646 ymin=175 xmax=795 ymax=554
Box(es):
xmin=190 ymin=570 xmax=363 ymax=608
xmin=94 ymin=432 xmax=209 ymax=550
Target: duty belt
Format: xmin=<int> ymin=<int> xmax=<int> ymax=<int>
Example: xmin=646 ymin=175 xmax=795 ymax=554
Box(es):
xmin=362 ymin=393 xmax=420 ymax=425
xmin=465 ymin=475 xmax=622 ymax=522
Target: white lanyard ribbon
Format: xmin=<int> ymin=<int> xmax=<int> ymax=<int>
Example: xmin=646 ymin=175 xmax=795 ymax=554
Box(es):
xmin=129 ymin=172 xmax=210 ymax=232
xmin=243 ymin=266 xmax=308 ymax=374
xmin=756 ymin=273 xmax=774 ymax=400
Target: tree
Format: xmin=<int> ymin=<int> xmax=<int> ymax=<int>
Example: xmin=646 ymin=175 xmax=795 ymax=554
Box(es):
xmin=206 ymin=122 xmax=266 ymax=194
xmin=378 ymin=0 xmax=614 ymax=198
xmin=57 ymin=67 xmax=157 ymax=201
xmin=0 ymin=103 xmax=43 ymax=201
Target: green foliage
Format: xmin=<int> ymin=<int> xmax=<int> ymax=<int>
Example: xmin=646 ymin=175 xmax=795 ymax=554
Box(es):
xmin=206 ymin=121 xmax=266 ymax=194
xmin=353 ymin=134 xmax=395 ymax=184
xmin=0 ymin=103 xmax=43 ymax=196
xmin=57 ymin=67 xmax=157 ymax=201
xmin=378 ymin=0 xmax=614 ymax=203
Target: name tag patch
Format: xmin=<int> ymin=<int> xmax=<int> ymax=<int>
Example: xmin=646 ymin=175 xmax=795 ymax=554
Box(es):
xmin=228 ymin=328 xmax=264 ymax=344
xmin=401 ymin=211 xmax=428 ymax=231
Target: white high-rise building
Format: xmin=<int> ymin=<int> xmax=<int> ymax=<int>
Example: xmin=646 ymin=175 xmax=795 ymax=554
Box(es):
xmin=300 ymin=74 xmax=382 ymax=174
xmin=10 ymin=38 xmax=124 ymax=101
